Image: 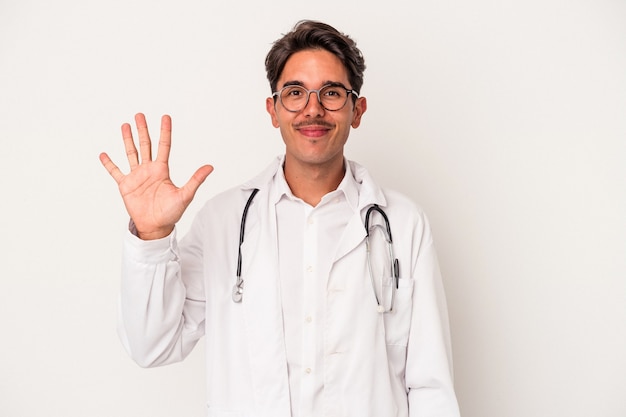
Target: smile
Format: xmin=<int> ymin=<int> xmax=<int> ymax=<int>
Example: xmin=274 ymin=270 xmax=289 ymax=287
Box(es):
xmin=297 ymin=125 xmax=331 ymax=138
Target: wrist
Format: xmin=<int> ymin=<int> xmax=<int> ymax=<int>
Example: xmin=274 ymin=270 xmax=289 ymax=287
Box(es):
xmin=129 ymin=219 xmax=174 ymax=240
xmin=137 ymin=227 xmax=174 ymax=240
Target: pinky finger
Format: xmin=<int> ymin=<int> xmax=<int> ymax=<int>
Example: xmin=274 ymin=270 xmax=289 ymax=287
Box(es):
xmin=99 ymin=152 xmax=125 ymax=184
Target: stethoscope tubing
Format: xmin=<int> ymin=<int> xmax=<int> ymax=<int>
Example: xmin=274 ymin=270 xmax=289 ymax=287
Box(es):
xmin=233 ymin=190 xmax=399 ymax=312
xmin=233 ymin=188 xmax=259 ymax=303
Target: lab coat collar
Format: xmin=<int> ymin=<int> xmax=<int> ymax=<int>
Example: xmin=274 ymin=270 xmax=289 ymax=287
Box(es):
xmin=241 ymin=155 xmax=388 ymax=266
xmin=269 ymin=156 xmax=362 ymax=212
xmin=346 ymin=159 xmax=388 ymax=210
xmin=241 ymin=155 xmax=388 ymax=210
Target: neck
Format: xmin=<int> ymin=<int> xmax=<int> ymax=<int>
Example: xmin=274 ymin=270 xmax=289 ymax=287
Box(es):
xmin=283 ymin=157 xmax=345 ymax=207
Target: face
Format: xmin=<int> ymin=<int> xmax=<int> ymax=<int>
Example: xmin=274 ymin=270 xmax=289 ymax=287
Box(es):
xmin=266 ymin=49 xmax=367 ymax=172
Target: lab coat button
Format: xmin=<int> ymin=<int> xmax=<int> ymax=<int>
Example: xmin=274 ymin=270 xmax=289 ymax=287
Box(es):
xmin=305 ymin=368 xmax=312 ymax=374
xmin=305 ymin=316 xmax=312 ymax=323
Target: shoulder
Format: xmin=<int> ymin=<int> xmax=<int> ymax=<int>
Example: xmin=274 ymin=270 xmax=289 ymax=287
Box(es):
xmin=382 ymin=188 xmax=423 ymax=211
xmin=199 ymin=156 xmax=283 ymax=213
xmin=194 ymin=186 xmax=259 ymax=233
xmin=351 ymin=159 xmax=432 ymax=240
xmin=349 ymin=158 xmax=427 ymax=218
xmin=381 ymin=188 xmax=430 ymax=230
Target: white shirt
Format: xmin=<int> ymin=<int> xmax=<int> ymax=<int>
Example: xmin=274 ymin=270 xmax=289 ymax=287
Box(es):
xmin=273 ymin=164 xmax=359 ymax=417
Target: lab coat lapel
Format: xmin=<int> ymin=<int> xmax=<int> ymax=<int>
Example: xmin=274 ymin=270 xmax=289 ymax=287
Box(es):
xmin=332 ymin=210 xmax=367 ymax=263
xmin=332 ymin=161 xmax=387 ymax=263
xmin=239 ymin=188 xmax=291 ymax=416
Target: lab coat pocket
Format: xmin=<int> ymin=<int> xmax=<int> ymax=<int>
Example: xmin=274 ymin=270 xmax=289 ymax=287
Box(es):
xmin=382 ymin=277 xmax=414 ymax=346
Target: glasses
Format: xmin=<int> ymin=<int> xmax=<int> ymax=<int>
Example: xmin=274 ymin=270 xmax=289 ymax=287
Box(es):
xmin=272 ymin=84 xmax=359 ymax=112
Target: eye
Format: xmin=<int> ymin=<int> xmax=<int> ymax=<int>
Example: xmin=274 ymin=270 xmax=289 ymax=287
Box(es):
xmin=284 ymin=87 xmax=305 ymax=97
xmin=321 ymin=86 xmax=345 ymax=99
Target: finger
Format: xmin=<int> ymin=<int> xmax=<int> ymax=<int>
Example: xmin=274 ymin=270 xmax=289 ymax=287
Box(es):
xmin=135 ymin=113 xmax=152 ymax=163
xmin=156 ymin=114 xmax=172 ymax=163
xmin=121 ymin=122 xmax=139 ymax=170
xmin=181 ymin=164 xmax=214 ymax=204
xmin=99 ymin=152 xmax=125 ymax=184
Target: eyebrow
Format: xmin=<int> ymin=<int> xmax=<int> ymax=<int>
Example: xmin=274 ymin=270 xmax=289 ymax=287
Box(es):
xmin=280 ymin=80 xmax=350 ymax=90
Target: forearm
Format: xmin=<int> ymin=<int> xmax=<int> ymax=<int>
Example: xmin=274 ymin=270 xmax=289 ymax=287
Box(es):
xmin=117 ymin=228 xmax=204 ymax=367
xmin=406 ymin=237 xmax=460 ymax=416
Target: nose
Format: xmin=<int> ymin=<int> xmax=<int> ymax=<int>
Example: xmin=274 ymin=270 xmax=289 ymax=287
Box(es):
xmin=303 ymin=90 xmax=325 ymax=116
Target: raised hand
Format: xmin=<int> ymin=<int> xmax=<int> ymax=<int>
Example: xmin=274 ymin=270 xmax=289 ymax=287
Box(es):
xmin=99 ymin=113 xmax=214 ymax=240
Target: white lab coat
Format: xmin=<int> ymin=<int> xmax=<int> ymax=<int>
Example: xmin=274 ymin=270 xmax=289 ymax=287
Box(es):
xmin=118 ymin=157 xmax=460 ymax=417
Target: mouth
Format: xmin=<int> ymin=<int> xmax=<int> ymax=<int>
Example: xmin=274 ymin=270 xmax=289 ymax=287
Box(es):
xmin=298 ymin=126 xmax=330 ymax=138
xmin=295 ymin=121 xmax=334 ymax=138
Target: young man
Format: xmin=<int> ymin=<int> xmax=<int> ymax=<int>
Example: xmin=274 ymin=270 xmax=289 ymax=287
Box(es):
xmin=100 ymin=20 xmax=460 ymax=417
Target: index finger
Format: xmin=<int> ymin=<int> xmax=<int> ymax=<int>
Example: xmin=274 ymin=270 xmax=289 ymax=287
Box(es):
xmin=156 ymin=114 xmax=172 ymax=163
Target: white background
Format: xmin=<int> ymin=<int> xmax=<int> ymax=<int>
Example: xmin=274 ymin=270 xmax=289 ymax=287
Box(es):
xmin=1 ymin=0 xmax=624 ymax=416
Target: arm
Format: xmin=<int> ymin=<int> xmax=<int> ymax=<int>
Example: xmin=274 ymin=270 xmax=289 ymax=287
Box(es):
xmin=117 ymin=226 xmax=206 ymax=367
xmin=406 ymin=218 xmax=461 ymax=416
xmin=100 ymin=113 xmax=213 ymax=366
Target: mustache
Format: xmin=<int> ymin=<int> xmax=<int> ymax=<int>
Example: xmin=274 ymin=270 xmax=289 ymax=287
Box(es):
xmin=294 ymin=119 xmax=334 ymax=129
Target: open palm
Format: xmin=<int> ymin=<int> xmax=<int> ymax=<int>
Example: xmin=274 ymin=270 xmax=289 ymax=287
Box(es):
xmin=100 ymin=113 xmax=213 ymax=240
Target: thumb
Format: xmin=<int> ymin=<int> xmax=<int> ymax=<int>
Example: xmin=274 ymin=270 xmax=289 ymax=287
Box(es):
xmin=181 ymin=164 xmax=214 ymax=203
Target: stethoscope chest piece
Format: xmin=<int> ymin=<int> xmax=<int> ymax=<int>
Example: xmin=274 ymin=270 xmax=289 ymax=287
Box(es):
xmin=232 ymin=282 xmax=244 ymax=303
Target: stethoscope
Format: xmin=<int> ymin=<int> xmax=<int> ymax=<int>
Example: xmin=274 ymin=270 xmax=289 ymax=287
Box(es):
xmin=232 ymin=188 xmax=399 ymax=313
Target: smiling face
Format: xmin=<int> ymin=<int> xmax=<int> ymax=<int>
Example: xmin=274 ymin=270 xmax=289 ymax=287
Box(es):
xmin=266 ymin=49 xmax=367 ymax=175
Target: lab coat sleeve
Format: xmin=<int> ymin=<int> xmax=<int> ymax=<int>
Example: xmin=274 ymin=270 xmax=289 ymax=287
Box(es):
xmin=117 ymin=224 xmax=206 ymax=368
xmin=405 ymin=216 xmax=461 ymax=417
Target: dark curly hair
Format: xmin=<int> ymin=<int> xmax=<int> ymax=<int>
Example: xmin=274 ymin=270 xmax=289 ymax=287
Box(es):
xmin=265 ymin=20 xmax=366 ymax=97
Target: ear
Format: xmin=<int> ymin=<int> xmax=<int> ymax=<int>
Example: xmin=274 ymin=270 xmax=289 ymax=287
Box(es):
xmin=266 ymin=97 xmax=280 ymax=128
xmin=351 ymin=97 xmax=367 ymax=128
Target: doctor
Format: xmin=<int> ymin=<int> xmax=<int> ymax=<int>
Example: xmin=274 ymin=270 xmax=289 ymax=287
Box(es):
xmin=100 ymin=20 xmax=460 ymax=417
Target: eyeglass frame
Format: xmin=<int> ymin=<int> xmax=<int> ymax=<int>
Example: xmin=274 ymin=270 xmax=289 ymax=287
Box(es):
xmin=271 ymin=82 xmax=359 ymax=112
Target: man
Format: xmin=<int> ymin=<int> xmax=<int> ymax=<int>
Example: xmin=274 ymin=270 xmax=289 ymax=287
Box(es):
xmin=100 ymin=20 xmax=460 ymax=417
